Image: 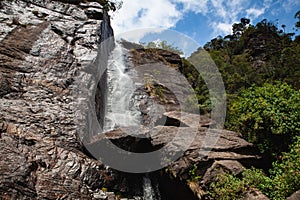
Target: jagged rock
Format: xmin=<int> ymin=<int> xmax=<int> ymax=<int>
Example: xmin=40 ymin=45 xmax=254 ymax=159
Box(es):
xmin=0 ymin=0 xmax=115 ymax=198
xmin=87 ymin=111 xmax=260 ymax=199
xmin=163 ymin=128 xmax=259 ymax=179
xmin=243 ymin=188 xmax=270 ymax=200
xmin=93 ymin=190 xmax=107 ymax=199
xmin=201 ymin=160 xmax=244 ymax=185
xmin=188 ymin=181 xmax=205 ymax=200
xmin=129 ymin=48 xmax=190 ymax=112
xmin=129 ymin=48 xmax=182 ymax=66
xmin=287 ymin=190 xmax=300 ymax=200
xmin=85 ymin=7 xmax=104 ymax=20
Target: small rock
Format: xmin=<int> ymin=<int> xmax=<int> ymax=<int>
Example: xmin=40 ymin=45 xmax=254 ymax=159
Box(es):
xmin=85 ymin=7 xmax=103 ymax=20
xmin=80 ymin=2 xmax=102 ymax=9
xmin=93 ymin=190 xmax=107 ymax=199
xmin=243 ymin=188 xmax=269 ymax=200
xmin=287 ymin=190 xmax=300 ymax=200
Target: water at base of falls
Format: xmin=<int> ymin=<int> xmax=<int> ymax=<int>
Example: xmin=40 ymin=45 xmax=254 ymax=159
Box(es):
xmin=143 ymin=176 xmax=160 ymax=200
xmin=103 ymin=42 xmax=141 ymax=132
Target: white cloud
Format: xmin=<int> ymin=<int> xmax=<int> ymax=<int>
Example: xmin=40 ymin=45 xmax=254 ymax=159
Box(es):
xmin=246 ymin=8 xmax=265 ymax=19
xmin=111 ymin=0 xmax=181 ymax=42
xmin=111 ymin=0 xmax=273 ymax=43
xmin=115 ymin=28 xmax=165 ymax=43
xmin=173 ymin=0 xmax=209 ymax=14
xmin=207 ymin=0 xmax=249 ymax=36
xmin=213 ymin=22 xmax=232 ymax=35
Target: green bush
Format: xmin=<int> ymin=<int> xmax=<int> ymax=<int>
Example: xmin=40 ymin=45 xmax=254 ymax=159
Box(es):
xmin=242 ymin=168 xmax=273 ymax=197
xmin=208 ymin=173 xmax=245 ymax=200
xmin=269 ymin=136 xmax=300 ymax=199
xmin=208 ymin=137 xmax=300 ymax=200
xmin=227 ymin=82 xmax=300 ymax=156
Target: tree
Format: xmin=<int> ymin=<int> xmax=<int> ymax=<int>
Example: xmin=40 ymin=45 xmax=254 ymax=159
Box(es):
xmin=145 ymin=40 xmax=183 ymax=55
xmin=295 ymin=10 xmax=300 ymax=28
xmin=232 ymin=18 xmax=251 ymax=39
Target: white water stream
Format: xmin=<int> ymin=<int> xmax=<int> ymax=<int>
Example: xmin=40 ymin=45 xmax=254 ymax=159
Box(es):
xmin=104 ymin=42 xmax=160 ymax=200
xmin=103 ymin=42 xmax=140 ymax=132
xmin=143 ymin=176 xmax=155 ymax=200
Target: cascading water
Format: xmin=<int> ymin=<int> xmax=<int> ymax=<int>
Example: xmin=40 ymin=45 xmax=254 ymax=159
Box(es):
xmin=143 ymin=176 xmax=160 ymax=200
xmin=104 ymin=42 xmax=141 ymax=132
xmin=103 ymin=42 xmax=161 ymax=200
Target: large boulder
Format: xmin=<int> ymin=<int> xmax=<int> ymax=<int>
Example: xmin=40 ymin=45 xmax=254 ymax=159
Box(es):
xmin=201 ymin=160 xmax=244 ymax=185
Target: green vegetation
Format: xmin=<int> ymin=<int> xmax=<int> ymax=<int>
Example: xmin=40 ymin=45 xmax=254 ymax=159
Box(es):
xmin=209 ymin=136 xmax=300 ymax=199
xmin=227 ymin=82 xmax=300 ymax=156
xmin=144 ymin=40 xmax=184 ymax=55
xmin=173 ymin=11 xmax=300 ymax=199
xmin=208 ymin=172 xmax=246 ymax=200
xmin=188 ymin=164 xmax=201 ymax=182
xmin=144 ymin=75 xmax=166 ymax=103
xmin=202 ymin=18 xmax=300 ymax=93
xmin=269 ymin=136 xmax=300 ymax=199
xmin=179 ymin=57 xmax=210 ymax=114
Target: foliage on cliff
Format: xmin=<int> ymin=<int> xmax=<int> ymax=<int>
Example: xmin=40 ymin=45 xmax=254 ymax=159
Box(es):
xmin=209 ymin=136 xmax=300 ymax=200
xmin=145 ymin=40 xmax=184 ymax=55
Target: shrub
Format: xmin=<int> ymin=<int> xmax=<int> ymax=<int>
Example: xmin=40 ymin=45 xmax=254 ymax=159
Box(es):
xmin=208 ymin=173 xmax=245 ymax=200
xmin=269 ymin=136 xmax=300 ymax=199
xmin=208 ymin=137 xmax=300 ymax=200
xmin=188 ymin=164 xmax=201 ymax=182
xmin=227 ymin=82 xmax=300 ymax=156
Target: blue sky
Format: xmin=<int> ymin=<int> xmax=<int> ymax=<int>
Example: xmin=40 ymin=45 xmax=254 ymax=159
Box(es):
xmin=111 ymin=0 xmax=300 ymax=56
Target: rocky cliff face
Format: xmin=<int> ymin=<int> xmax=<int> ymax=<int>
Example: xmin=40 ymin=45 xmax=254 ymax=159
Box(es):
xmin=0 ymin=0 xmax=115 ymax=199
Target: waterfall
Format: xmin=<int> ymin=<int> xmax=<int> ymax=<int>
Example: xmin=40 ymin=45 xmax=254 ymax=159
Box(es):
xmin=104 ymin=42 xmax=140 ymax=132
xmin=143 ymin=176 xmax=159 ymax=200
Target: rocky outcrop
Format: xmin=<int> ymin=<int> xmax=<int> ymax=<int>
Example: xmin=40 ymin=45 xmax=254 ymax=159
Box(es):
xmin=243 ymin=188 xmax=270 ymax=200
xmin=0 ymin=0 xmax=115 ymax=199
xmin=201 ymin=160 xmax=244 ymax=185
xmin=86 ymin=109 xmax=261 ymax=199
xmin=287 ymin=190 xmax=300 ymax=200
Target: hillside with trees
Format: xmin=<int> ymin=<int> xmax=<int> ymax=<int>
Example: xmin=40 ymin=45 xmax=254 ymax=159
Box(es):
xmin=185 ymin=11 xmax=300 ymax=200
